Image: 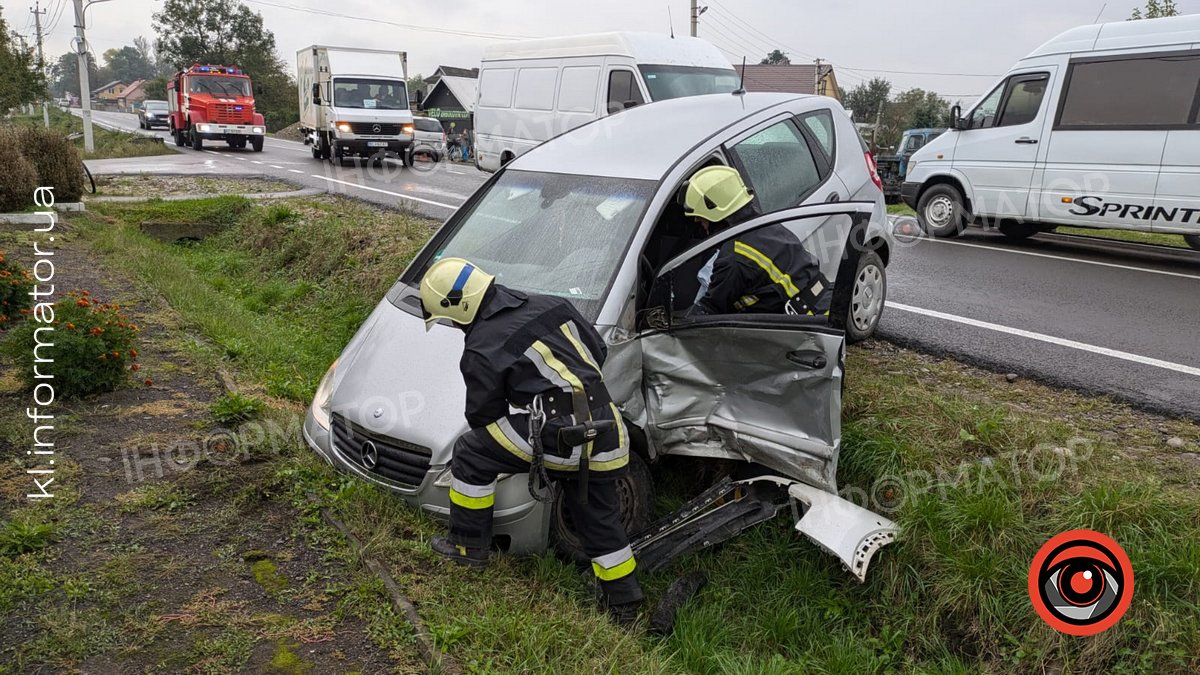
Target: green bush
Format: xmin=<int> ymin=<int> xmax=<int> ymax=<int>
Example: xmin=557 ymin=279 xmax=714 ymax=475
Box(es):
xmin=0 ymin=126 xmax=38 ymax=212
xmin=17 ymin=126 xmax=85 ymax=202
xmin=0 ymin=290 xmax=142 ymax=398
xmin=0 ymin=252 xmax=35 ymax=328
xmin=210 ymin=392 xmax=266 ymax=424
xmin=0 ymin=520 xmax=58 ymax=556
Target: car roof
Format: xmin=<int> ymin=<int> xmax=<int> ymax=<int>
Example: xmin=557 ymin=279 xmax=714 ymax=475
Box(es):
xmin=510 ymin=92 xmax=811 ymax=181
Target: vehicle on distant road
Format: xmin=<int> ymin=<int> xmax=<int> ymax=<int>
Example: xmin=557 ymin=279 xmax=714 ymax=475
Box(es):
xmin=474 ymin=32 xmax=741 ymax=172
xmin=302 ymin=92 xmax=896 ymax=578
xmin=905 ymin=14 xmax=1200 ymax=250
xmin=409 ymin=116 xmax=446 ymax=164
xmin=138 ymin=100 xmax=170 ymax=130
xmin=297 ymin=45 xmax=415 ymax=166
xmin=167 ymin=64 xmax=266 ymax=151
xmin=875 ymin=128 xmax=946 ymax=203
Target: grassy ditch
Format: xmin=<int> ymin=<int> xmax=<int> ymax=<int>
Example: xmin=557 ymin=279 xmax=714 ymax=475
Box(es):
xmin=10 ymin=106 xmax=175 ymax=160
xmin=66 ymin=194 xmax=1200 ymax=672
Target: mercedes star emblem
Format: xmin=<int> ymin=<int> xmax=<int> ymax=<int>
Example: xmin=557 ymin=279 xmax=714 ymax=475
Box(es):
xmin=372 ymin=124 xmax=381 ymax=134
xmin=373 ymin=407 xmax=384 ymax=419
xmin=360 ymin=441 xmax=378 ymax=469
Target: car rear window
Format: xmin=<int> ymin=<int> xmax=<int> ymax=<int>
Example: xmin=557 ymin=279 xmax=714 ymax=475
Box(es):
xmin=415 ymin=118 xmax=442 ymax=132
xmin=403 ymin=170 xmax=656 ymax=321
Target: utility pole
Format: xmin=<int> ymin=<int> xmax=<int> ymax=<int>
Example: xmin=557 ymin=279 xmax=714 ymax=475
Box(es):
xmin=72 ymin=0 xmax=94 ymax=152
xmin=31 ymin=1 xmax=50 ymax=128
xmin=690 ymin=0 xmax=707 ymax=37
xmin=814 ymin=58 xmax=823 ymax=96
xmin=870 ymin=99 xmax=885 ymax=155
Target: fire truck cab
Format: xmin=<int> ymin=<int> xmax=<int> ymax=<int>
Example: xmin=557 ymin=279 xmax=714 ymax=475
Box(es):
xmin=168 ymin=64 xmax=266 ymax=152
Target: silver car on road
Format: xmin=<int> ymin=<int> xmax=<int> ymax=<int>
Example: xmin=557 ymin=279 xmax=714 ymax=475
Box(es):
xmin=304 ymin=92 xmax=898 ymax=577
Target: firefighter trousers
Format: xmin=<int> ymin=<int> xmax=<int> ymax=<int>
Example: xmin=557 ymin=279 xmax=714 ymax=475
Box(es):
xmin=446 ymin=414 xmax=643 ymax=606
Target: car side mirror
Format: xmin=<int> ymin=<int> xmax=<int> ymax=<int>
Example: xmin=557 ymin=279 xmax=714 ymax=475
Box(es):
xmin=311 ymin=83 xmax=320 ymax=104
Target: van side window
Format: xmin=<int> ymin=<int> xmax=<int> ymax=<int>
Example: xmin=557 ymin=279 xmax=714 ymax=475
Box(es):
xmin=607 ymin=70 xmax=645 ymax=114
xmin=1057 ymin=52 xmax=1200 ymax=129
xmin=997 ymin=74 xmax=1049 ymax=127
xmin=558 ymin=66 xmax=600 ymax=113
xmin=730 ymin=120 xmax=823 ymax=214
xmin=968 ymin=83 xmax=1006 ymax=129
xmin=479 ymin=69 xmax=516 ymax=108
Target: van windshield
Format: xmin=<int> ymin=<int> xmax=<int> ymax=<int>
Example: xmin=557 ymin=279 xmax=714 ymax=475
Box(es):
xmin=407 ymin=170 xmax=655 ymax=321
xmin=332 ymin=78 xmax=409 ymax=110
xmin=639 ymin=65 xmax=741 ymax=101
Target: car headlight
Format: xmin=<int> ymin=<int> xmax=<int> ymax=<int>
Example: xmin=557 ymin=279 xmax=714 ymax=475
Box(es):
xmin=146 ymin=113 xmax=156 ymax=119
xmin=907 ymin=161 xmax=919 ymax=176
xmin=311 ymin=359 xmax=339 ymax=429
xmin=337 ymin=122 xmax=351 ymax=133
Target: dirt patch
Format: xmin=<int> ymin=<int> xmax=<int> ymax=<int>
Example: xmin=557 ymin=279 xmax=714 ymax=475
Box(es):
xmin=92 ymin=174 xmax=297 ymax=198
xmin=272 ymin=122 xmax=305 ymax=143
xmin=0 ymin=234 xmax=403 ymax=673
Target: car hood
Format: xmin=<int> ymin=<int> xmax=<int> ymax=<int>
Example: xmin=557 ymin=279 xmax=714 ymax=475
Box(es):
xmin=329 ymin=299 xmax=468 ymax=466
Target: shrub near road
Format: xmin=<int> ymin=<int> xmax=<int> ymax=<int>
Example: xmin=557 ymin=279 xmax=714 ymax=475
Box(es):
xmin=60 ymin=191 xmax=1200 ymax=672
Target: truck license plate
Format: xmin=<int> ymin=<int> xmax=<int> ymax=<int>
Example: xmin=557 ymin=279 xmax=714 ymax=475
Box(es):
xmin=367 ymin=141 xmax=388 ymax=148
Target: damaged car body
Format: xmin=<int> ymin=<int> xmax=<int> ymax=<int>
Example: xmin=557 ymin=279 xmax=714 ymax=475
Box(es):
xmin=302 ymin=91 xmax=899 ymax=580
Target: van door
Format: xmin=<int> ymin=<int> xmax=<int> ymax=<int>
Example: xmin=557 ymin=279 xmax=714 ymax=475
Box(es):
xmin=952 ymin=69 xmax=1054 ymax=221
xmin=604 ymin=65 xmax=646 ymax=115
xmin=638 ymin=202 xmax=874 ymax=492
xmin=1155 ymin=128 xmax=1200 ymax=237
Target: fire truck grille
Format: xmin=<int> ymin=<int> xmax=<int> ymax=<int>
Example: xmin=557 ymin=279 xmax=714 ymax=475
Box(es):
xmin=348 ymin=122 xmax=402 ymax=135
xmin=209 ymin=104 xmax=251 ymax=124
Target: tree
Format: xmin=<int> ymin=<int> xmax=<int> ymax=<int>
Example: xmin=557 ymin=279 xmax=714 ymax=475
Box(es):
xmin=143 ymin=76 xmax=168 ymax=101
xmin=0 ymin=9 xmax=45 ymax=113
xmin=152 ymin=0 xmax=298 ymax=130
xmin=103 ymin=45 xmax=156 ymax=84
xmin=760 ymin=49 xmax=791 ymax=65
xmin=407 ymin=73 xmax=426 ymax=96
xmin=1130 ymin=0 xmax=1178 ymax=19
xmin=845 ymin=77 xmax=891 ymax=122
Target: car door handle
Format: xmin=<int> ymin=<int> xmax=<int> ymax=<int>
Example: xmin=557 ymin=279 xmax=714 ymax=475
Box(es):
xmin=1015 ymin=137 xmax=1039 ymax=145
xmin=825 ymin=192 xmax=841 ymax=203
xmin=786 ymin=351 xmax=828 ymax=370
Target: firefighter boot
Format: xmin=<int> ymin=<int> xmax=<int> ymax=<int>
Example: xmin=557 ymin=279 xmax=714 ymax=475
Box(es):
xmin=606 ymin=600 xmax=641 ymax=629
xmin=430 ymin=536 xmax=489 ymax=570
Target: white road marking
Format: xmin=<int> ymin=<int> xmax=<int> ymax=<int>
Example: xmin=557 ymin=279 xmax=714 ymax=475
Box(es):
xmin=926 ymin=238 xmax=1200 ymax=281
xmin=448 ymin=169 xmax=466 ymax=175
xmin=310 ymin=175 xmax=459 ymax=210
xmin=288 ymin=169 xmax=304 ymax=174
xmin=236 ymin=157 xmax=247 ymax=161
xmin=251 ymin=161 xmax=263 ymax=164
xmin=205 ymin=150 xmax=220 ymax=155
xmin=269 ymin=165 xmax=283 ymax=169
xmin=889 ymin=302 xmax=1200 ymax=378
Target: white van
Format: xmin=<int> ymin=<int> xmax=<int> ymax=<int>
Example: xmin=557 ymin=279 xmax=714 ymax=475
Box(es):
xmin=474 ymin=32 xmax=740 ymax=172
xmin=903 ymin=15 xmax=1200 ymax=250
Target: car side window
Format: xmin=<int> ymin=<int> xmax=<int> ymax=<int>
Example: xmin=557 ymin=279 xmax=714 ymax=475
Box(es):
xmin=799 ymin=110 xmax=836 ymax=163
xmin=997 ymin=74 xmax=1049 ymax=127
xmin=730 ymin=120 xmax=823 ymax=214
xmin=607 ymin=70 xmax=645 ymax=114
xmin=969 ymin=82 xmax=1006 ymax=129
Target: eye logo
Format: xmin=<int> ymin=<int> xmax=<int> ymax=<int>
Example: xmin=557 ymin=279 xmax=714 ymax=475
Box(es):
xmin=1028 ymin=530 xmax=1134 ymax=635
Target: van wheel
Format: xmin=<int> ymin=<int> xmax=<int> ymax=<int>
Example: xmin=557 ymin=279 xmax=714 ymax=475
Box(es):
xmin=998 ymin=222 xmax=1041 ymax=241
xmin=918 ymin=184 xmax=968 ymax=238
xmin=550 ymin=451 xmax=654 ymax=567
xmin=1185 ymin=234 xmax=1200 ymax=251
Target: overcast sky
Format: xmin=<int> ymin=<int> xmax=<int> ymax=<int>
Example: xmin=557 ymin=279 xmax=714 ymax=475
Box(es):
xmin=5 ymin=0 xmax=1198 ymax=102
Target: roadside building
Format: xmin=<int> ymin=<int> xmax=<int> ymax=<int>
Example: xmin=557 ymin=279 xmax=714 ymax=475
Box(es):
xmin=420 ymin=65 xmax=478 ymax=132
xmin=92 ymin=80 xmax=127 ymax=103
xmin=735 ymin=64 xmax=842 ymax=102
xmin=117 ymin=79 xmax=149 ymax=110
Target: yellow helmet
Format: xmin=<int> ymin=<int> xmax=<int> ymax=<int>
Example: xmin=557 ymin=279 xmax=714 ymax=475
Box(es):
xmin=419 ymin=257 xmax=495 ymax=331
xmin=684 ymin=165 xmax=753 ymax=223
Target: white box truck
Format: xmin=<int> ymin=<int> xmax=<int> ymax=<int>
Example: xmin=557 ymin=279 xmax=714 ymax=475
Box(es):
xmin=297 ymin=46 xmax=415 ymax=165
xmin=474 ymin=32 xmax=740 ymax=172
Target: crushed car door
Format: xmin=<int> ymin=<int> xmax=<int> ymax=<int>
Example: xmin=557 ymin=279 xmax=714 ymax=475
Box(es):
xmin=638 ymin=202 xmax=874 ymax=494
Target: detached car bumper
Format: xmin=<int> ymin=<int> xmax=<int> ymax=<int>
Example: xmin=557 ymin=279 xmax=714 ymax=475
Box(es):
xmin=901 ymin=182 xmax=921 ymax=210
xmin=195 ymin=122 xmax=265 ymax=139
xmin=301 ymin=404 xmax=550 ymax=554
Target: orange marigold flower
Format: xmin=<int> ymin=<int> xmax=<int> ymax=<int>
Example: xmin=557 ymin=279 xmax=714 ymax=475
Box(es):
xmin=143 ymin=379 xmax=153 ymax=386
xmin=19 ymin=309 xmax=29 ymax=314
xmin=111 ymin=351 xmax=120 ymax=358
xmin=131 ymin=364 xmax=139 ymax=371
xmin=66 ymin=323 xmax=75 ymax=330
xmin=129 ymin=349 xmax=138 ymax=357
xmin=99 ymin=354 xmax=107 ymax=360
xmin=81 ymin=290 xmax=89 ymax=296
xmin=76 ymin=299 xmax=89 ymax=307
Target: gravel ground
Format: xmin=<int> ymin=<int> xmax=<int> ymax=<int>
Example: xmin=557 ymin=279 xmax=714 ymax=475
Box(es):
xmin=92 ymin=174 xmax=299 ymax=197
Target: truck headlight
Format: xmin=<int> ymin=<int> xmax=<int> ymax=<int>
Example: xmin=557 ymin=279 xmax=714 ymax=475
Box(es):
xmin=197 ymin=124 xmax=212 ymax=132
xmin=311 ymin=359 xmax=339 ymax=429
xmin=402 ymin=124 xmax=414 ymax=135
xmin=252 ymin=126 xmax=264 ymax=134
xmin=337 ymin=122 xmax=351 ymax=133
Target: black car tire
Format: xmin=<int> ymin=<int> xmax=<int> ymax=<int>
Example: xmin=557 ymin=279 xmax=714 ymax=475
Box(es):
xmin=550 ymin=449 xmax=655 ymax=567
xmin=1185 ymin=234 xmax=1200 ymax=251
xmin=917 ymin=184 xmax=969 ymax=238
xmin=832 ymin=250 xmax=887 ymax=344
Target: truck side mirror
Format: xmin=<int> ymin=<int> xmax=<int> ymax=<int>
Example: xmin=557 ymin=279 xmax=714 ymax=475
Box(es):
xmin=950 ymin=104 xmax=964 ymax=130
xmin=311 ymin=83 xmax=320 ymax=105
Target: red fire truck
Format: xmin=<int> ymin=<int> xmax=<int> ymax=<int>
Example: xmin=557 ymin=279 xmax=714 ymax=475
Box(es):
xmin=167 ymin=64 xmax=266 ymax=151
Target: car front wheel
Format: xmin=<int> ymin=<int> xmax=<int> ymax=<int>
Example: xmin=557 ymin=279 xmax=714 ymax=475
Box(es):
xmin=550 ymin=450 xmax=654 ymax=567
xmin=918 ymin=184 xmax=968 ymax=238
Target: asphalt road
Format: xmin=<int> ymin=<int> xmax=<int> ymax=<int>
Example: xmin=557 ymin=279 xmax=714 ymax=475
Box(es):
xmin=77 ymin=110 xmax=1200 ymax=419
xmin=77 ymin=109 xmax=488 ymax=220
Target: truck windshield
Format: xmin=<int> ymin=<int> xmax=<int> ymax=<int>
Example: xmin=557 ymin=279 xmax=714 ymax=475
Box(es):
xmin=638 ymin=65 xmax=741 ymax=101
xmin=404 ymin=170 xmax=655 ymax=321
xmin=188 ymin=76 xmax=251 ymax=97
xmin=332 ymin=78 xmax=409 ymax=110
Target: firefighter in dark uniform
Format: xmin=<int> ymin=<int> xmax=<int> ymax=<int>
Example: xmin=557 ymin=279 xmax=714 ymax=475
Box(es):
xmin=683 ymin=165 xmax=833 ymax=317
xmin=419 ymin=257 xmax=643 ymax=625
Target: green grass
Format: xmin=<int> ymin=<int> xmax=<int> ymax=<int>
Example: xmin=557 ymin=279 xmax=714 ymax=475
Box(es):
xmin=10 ymin=107 xmax=176 ymax=160
xmin=67 ymin=196 xmax=1200 ymax=673
xmin=1052 ymin=226 xmax=1192 ymax=249
xmin=887 ymin=203 xmax=916 ymax=216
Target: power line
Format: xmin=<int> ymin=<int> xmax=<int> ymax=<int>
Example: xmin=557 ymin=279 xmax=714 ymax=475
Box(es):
xmin=241 ymin=0 xmax=537 ymax=41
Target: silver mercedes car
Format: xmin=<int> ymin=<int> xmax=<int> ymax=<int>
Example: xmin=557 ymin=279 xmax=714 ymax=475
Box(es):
xmin=303 ymin=92 xmax=898 ymax=578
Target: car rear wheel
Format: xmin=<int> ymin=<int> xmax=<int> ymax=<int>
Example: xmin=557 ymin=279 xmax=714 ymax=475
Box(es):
xmin=1185 ymin=234 xmax=1200 ymax=251
xmin=918 ymin=184 xmax=968 ymax=238
xmin=550 ymin=449 xmax=654 ymax=567
xmin=839 ymin=250 xmax=887 ymax=343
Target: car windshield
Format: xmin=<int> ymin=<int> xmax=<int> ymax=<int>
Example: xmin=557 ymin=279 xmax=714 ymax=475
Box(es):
xmin=332 ymin=78 xmax=409 ymax=110
xmin=406 ymin=170 xmax=655 ymax=321
xmin=144 ymin=101 xmax=168 ymax=111
xmin=188 ymin=76 xmax=250 ymax=97
xmin=638 ymin=65 xmax=741 ymax=101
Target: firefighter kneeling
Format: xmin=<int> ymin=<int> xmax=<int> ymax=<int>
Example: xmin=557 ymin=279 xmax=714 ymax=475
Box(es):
xmin=420 ymin=257 xmax=643 ymax=626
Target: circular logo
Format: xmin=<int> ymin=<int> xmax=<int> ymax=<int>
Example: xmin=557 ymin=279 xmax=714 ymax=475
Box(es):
xmin=892 ymin=216 xmax=921 ymax=242
xmin=360 ymin=440 xmax=379 ymax=469
xmin=372 ymin=124 xmax=381 ymax=134
xmin=1028 ymin=530 xmax=1133 ymax=635
xmin=372 ymin=407 xmax=384 ymax=419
